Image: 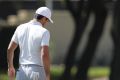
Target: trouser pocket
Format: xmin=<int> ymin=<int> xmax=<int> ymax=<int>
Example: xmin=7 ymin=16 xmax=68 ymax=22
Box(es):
xmin=30 ymin=71 xmax=40 ymax=80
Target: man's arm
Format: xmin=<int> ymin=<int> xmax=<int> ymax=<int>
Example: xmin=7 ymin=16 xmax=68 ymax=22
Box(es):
xmin=42 ymin=46 xmax=50 ymax=80
xmin=7 ymin=41 xmax=18 ymax=80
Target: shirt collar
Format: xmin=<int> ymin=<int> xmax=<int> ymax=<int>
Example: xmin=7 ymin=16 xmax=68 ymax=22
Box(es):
xmin=29 ymin=19 xmax=42 ymax=26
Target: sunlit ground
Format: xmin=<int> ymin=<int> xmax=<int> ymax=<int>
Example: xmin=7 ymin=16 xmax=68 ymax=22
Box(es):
xmin=0 ymin=65 xmax=109 ymax=80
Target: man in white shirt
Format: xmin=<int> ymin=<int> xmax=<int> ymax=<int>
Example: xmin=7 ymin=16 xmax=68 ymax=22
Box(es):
xmin=7 ymin=7 xmax=53 ymax=80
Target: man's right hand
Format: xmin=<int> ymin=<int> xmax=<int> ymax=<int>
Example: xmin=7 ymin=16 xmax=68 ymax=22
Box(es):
xmin=8 ymin=66 xmax=15 ymax=80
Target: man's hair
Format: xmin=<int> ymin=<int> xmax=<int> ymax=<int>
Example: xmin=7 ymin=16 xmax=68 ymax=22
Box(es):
xmin=34 ymin=14 xmax=44 ymax=20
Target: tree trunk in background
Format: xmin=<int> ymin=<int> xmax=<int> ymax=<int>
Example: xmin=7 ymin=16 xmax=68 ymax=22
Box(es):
xmin=60 ymin=0 xmax=107 ymax=80
xmin=75 ymin=0 xmax=107 ymax=79
xmin=110 ymin=1 xmax=120 ymax=80
xmin=60 ymin=0 xmax=90 ymax=80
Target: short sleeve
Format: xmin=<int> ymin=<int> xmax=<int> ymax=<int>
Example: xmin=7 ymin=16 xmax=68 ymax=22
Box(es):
xmin=41 ymin=30 xmax=50 ymax=46
xmin=11 ymin=27 xmax=19 ymax=44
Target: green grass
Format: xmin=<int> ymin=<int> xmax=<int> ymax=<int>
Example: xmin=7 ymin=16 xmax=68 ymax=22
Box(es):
xmin=88 ymin=67 xmax=110 ymax=78
xmin=0 ymin=66 xmax=110 ymax=80
xmin=0 ymin=72 xmax=8 ymax=80
xmin=51 ymin=66 xmax=110 ymax=79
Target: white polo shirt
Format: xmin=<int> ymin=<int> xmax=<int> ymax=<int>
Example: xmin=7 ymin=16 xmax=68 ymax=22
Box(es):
xmin=11 ymin=20 xmax=50 ymax=66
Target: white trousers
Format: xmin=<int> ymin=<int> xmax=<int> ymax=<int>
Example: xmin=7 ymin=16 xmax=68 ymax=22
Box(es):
xmin=16 ymin=64 xmax=46 ymax=80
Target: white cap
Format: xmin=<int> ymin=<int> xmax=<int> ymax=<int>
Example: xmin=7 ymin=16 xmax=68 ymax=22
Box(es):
xmin=35 ymin=7 xmax=53 ymax=23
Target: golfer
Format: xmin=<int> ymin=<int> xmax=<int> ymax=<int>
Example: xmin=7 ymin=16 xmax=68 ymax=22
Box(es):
xmin=7 ymin=7 xmax=53 ymax=80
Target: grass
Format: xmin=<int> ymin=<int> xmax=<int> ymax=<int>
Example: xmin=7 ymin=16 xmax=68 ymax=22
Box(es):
xmin=88 ymin=67 xmax=110 ymax=78
xmin=51 ymin=66 xmax=110 ymax=79
xmin=0 ymin=66 xmax=110 ymax=80
xmin=0 ymin=72 xmax=8 ymax=80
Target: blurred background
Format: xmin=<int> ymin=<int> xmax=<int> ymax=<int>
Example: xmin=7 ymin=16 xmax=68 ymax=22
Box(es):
xmin=0 ymin=0 xmax=120 ymax=80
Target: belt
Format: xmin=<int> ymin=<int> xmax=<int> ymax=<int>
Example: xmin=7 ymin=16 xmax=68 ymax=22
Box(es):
xmin=20 ymin=64 xmax=44 ymax=67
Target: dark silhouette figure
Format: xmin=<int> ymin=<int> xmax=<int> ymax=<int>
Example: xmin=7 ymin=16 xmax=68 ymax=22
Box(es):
xmin=60 ymin=0 xmax=107 ymax=80
xmin=109 ymin=1 xmax=120 ymax=80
